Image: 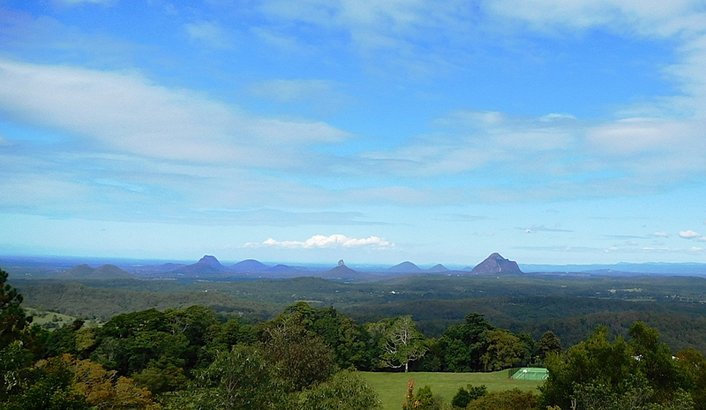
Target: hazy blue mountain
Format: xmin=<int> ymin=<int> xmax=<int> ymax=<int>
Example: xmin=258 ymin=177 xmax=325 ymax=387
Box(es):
xmin=321 ymin=260 xmax=360 ymax=280
xmin=427 ymin=264 xmax=449 ymax=273
xmin=173 ymin=255 xmax=226 ymax=275
xmin=388 ymin=261 xmax=422 ymax=273
xmin=61 ymin=264 xmax=135 ymax=280
xmin=232 ymin=259 xmax=268 ymax=273
xmin=471 ymin=253 xmax=523 ymax=275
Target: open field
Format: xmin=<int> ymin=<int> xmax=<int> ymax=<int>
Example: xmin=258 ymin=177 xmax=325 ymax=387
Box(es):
xmin=361 ymin=371 xmax=543 ymax=410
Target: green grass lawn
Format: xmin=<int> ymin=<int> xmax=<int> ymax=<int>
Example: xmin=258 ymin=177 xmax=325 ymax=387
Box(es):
xmin=360 ymin=371 xmax=544 ymax=410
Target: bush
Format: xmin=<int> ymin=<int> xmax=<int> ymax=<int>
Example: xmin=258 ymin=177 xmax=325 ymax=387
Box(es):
xmin=451 ymin=384 xmax=487 ymax=408
xmin=466 ymin=388 xmax=538 ymax=410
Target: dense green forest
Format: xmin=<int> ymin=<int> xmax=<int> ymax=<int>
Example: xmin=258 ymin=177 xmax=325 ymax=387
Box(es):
xmin=5 ymin=267 xmax=706 ymax=409
xmin=12 ymin=272 xmax=706 ymax=352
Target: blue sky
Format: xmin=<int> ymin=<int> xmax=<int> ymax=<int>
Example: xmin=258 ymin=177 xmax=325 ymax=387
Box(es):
xmin=1 ymin=1 xmax=706 ymax=266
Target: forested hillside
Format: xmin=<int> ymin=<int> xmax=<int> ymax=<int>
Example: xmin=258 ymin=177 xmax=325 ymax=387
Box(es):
xmin=12 ymin=272 xmax=706 ymax=352
xmin=5 ymin=266 xmax=706 ymax=409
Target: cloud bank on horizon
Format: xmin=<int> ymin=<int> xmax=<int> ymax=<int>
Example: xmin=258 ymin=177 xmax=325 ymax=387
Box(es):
xmin=0 ymin=1 xmax=705 ymax=264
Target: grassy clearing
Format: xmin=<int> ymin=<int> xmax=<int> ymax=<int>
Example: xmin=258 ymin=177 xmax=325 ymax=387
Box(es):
xmin=360 ymin=371 xmax=543 ymax=410
xmin=25 ymin=307 xmax=101 ymax=329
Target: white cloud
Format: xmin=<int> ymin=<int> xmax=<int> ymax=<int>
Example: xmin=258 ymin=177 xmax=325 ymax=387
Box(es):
xmin=248 ymin=79 xmax=339 ymax=104
xmin=485 ymin=1 xmax=698 ymax=36
xmin=247 ymin=234 xmax=394 ymax=249
xmin=0 ymin=59 xmax=346 ymax=166
xmin=362 ymin=110 xmax=578 ymax=177
xmin=184 ymin=21 xmax=232 ymax=49
xmin=652 ymin=231 xmax=670 ymax=238
xmin=586 ymin=118 xmax=700 ymax=155
xmin=679 ymin=230 xmax=701 ymax=239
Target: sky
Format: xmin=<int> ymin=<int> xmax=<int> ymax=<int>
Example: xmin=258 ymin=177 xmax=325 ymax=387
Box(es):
xmin=1 ymin=1 xmax=706 ymax=266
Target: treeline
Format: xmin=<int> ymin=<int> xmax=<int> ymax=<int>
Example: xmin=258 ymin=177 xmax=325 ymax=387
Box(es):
xmin=15 ymin=274 xmax=706 ymax=356
xmin=5 ymin=268 xmax=706 ymax=409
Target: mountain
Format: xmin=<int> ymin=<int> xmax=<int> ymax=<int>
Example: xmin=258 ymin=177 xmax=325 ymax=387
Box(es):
xmin=173 ymin=255 xmax=226 ymax=276
xmin=232 ymin=259 xmax=268 ymax=273
xmin=388 ymin=261 xmax=422 ymax=273
xmin=471 ymin=253 xmax=523 ymax=275
xmin=61 ymin=264 xmax=135 ymax=280
xmin=427 ymin=264 xmax=449 ymax=273
xmin=321 ymin=260 xmax=359 ymax=280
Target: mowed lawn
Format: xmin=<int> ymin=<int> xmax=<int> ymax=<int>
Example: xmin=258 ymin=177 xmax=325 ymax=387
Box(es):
xmin=360 ymin=371 xmax=544 ymax=410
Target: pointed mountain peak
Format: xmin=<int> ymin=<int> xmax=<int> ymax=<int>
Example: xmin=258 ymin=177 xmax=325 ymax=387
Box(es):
xmin=197 ymin=255 xmax=223 ymax=268
xmin=427 ymin=264 xmax=449 ymax=273
xmin=471 ymin=253 xmax=522 ymax=275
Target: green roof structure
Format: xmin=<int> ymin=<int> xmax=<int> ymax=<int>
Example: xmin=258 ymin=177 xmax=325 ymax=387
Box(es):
xmin=511 ymin=367 xmax=549 ymax=381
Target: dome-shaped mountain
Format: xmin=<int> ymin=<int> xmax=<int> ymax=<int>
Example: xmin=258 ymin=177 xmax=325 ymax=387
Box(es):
xmin=388 ymin=261 xmax=422 ymax=273
xmin=427 ymin=264 xmax=449 ymax=273
xmin=232 ymin=259 xmax=268 ymax=273
xmin=471 ymin=253 xmax=522 ymax=275
xmin=61 ymin=264 xmax=135 ymax=279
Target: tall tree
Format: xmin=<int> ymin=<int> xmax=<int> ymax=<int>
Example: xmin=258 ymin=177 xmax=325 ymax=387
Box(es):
xmin=1 ymin=268 xmax=30 ymax=349
xmin=536 ymin=331 xmax=562 ymax=361
xmin=438 ymin=313 xmax=493 ymax=372
xmin=262 ymin=320 xmax=335 ymax=392
xmin=371 ymin=316 xmax=427 ymax=372
xmin=195 ymin=344 xmax=286 ymax=410
xmin=481 ymin=329 xmax=526 ymax=371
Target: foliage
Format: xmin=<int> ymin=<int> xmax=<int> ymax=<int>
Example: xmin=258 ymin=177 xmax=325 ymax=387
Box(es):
xmin=262 ymin=319 xmax=336 ymax=392
xmin=401 ymin=380 xmax=443 ymax=410
xmin=536 ymin=331 xmax=561 ymax=362
xmin=675 ymin=347 xmax=706 ymax=409
xmin=67 ymin=355 xmax=159 ymax=409
xmin=480 ymin=329 xmax=526 ymax=371
xmin=193 ymin=344 xmax=286 ymax=410
xmin=369 ymin=315 xmax=427 ymax=372
xmin=271 ymin=301 xmax=375 ymax=370
xmin=0 ymin=353 xmax=88 ymax=410
xmin=541 ymin=323 xmax=695 ymax=410
xmin=629 ymin=321 xmax=686 ymax=402
xmin=0 ymin=352 xmax=158 ymax=410
xmin=298 ymin=370 xmax=381 ymax=410
xmin=451 ymin=384 xmax=487 ymax=408
xmin=1 ymin=268 xmax=30 ymax=349
xmin=437 ymin=313 xmax=492 ymax=372
xmin=466 ymin=388 xmax=538 ymax=410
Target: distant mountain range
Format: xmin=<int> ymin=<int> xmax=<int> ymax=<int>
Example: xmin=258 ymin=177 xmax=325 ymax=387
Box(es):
xmin=59 ymin=264 xmax=135 ymax=280
xmin=4 ymin=253 xmax=706 ymax=280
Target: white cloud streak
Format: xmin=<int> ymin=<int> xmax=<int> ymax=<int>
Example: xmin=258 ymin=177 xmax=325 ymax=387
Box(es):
xmin=246 ymin=234 xmax=394 ymax=249
xmin=0 ymin=59 xmax=346 ymax=167
xmin=184 ymin=21 xmax=232 ymax=49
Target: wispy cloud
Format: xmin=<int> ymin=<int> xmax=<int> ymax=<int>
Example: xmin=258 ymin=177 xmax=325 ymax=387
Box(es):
xmin=184 ymin=21 xmax=232 ymax=49
xmin=521 ymin=225 xmax=573 ymax=234
xmin=248 ymin=79 xmax=340 ymax=104
xmin=245 ymin=234 xmax=394 ymax=249
xmin=0 ymin=59 xmax=346 ymax=167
